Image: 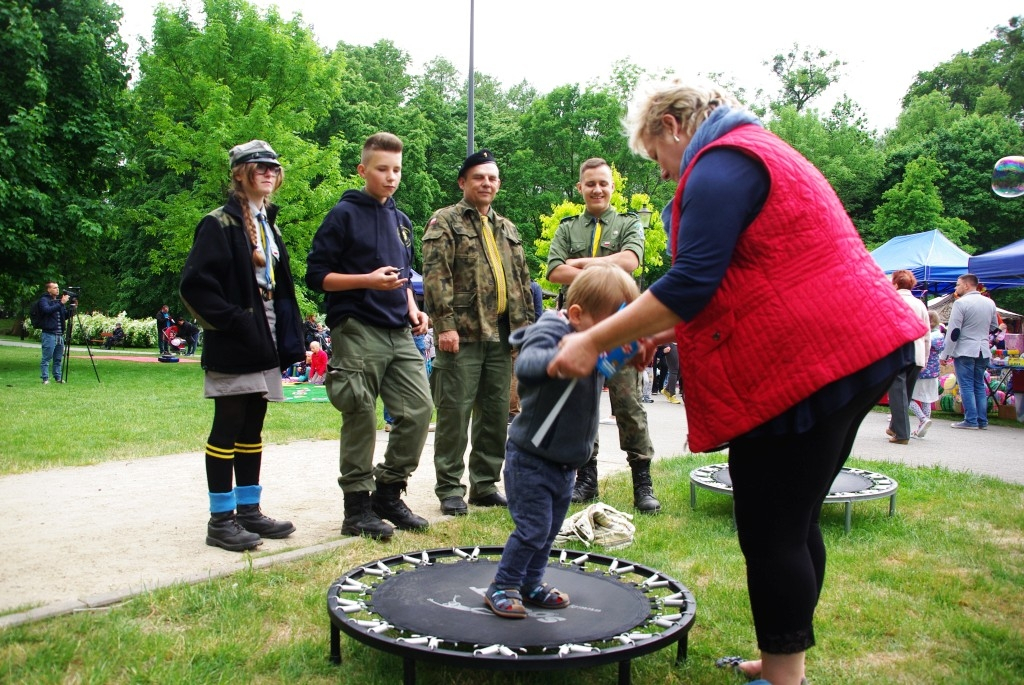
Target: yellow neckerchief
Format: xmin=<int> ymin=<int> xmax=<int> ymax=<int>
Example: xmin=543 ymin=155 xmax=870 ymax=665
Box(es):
xmin=591 ymin=218 xmax=603 ymax=257
xmin=479 ymin=213 xmax=507 ymax=315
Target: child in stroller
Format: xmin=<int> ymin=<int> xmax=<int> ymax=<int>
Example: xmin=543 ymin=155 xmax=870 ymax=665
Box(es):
xmin=162 ymin=324 xmax=185 ymax=357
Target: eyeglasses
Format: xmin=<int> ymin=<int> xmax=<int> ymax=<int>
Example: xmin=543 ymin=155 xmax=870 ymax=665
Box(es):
xmin=254 ymin=162 xmax=281 ymax=176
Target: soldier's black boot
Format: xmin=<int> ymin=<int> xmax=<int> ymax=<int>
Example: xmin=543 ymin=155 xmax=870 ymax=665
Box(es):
xmin=571 ymin=457 xmax=599 ymax=503
xmin=630 ymin=460 xmax=661 ymax=514
xmin=206 ymin=511 xmax=262 ymax=552
xmin=236 ymin=504 xmax=296 ymax=539
xmin=342 ymin=491 xmax=394 ymax=540
xmin=372 ymin=481 xmax=429 ymax=531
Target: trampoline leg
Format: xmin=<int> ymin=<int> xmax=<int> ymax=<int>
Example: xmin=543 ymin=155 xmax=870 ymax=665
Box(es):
xmin=618 ymin=658 xmax=631 ymax=685
xmin=676 ymin=633 xmax=689 ymax=663
xmin=889 ymin=493 xmax=897 ymax=517
xmin=689 ymin=482 xmax=696 ymax=509
xmin=844 ymin=502 xmax=852 ymax=534
xmin=330 ymin=624 xmax=341 ymax=664
xmin=404 ymin=657 xmax=416 ymax=685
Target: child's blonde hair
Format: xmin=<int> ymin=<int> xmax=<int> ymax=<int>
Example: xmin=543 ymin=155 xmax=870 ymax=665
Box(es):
xmin=564 ymin=263 xmax=640 ymax=318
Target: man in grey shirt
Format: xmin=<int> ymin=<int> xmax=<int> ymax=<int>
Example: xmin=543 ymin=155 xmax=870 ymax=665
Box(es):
xmin=941 ymin=274 xmax=999 ymax=429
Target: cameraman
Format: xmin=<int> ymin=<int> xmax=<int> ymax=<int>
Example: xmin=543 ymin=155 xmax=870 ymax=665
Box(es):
xmin=38 ymin=281 xmax=70 ymax=384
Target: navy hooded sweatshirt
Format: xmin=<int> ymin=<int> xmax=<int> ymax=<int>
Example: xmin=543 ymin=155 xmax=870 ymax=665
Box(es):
xmin=306 ymin=189 xmax=415 ymax=330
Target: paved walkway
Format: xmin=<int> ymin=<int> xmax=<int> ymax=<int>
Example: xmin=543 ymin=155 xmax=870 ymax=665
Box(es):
xmin=1 ymin=388 xmax=1020 ymax=628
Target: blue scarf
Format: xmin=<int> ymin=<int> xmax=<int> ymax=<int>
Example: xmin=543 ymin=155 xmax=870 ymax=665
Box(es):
xmin=679 ymin=105 xmax=762 ymax=173
xmin=661 ymin=106 xmax=762 ymax=251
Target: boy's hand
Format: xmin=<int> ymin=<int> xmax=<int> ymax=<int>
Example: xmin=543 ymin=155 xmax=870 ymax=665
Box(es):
xmin=409 ymin=310 xmax=429 ymax=336
xmin=371 ymin=266 xmax=408 ymax=290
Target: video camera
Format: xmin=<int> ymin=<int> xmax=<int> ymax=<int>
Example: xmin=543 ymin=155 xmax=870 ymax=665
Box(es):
xmin=63 ymin=286 xmax=81 ymax=304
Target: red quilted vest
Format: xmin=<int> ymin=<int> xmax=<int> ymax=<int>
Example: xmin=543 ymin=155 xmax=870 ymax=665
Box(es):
xmin=669 ymin=125 xmax=926 ymax=452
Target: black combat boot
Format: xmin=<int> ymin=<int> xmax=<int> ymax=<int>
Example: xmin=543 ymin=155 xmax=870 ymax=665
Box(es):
xmin=236 ymin=504 xmax=296 ymax=539
xmin=342 ymin=491 xmax=394 ymax=540
xmin=630 ymin=460 xmax=661 ymax=514
xmin=372 ymin=481 xmax=429 ymax=531
xmin=571 ymin=457 xmax=599 ymax=503
xmin=206 ymin=511 xmax=262 ymax=551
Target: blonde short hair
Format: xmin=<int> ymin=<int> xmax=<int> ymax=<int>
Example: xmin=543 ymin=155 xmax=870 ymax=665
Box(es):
xmin=564 ymin=263 xmax=640 ymax=319
xmin=624 ymin=78 xmax=743 ymax=158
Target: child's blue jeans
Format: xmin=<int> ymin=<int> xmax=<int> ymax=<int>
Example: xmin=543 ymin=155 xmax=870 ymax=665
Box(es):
xmin=493 ymin=441 xmax=575 ymax=589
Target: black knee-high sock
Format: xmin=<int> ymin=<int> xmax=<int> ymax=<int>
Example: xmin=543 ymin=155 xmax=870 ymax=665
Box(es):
xmin=234 ymin=394 xmax=268 ymax=487
xmin=206 ymin=395 xmax=251 ymax=492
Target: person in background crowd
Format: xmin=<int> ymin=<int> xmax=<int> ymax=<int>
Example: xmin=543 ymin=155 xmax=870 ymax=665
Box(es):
xmin=941 ymin=274 xmax=999 ymax=429
xmin=422 ymin=149 xmax=535 ymax=516
xmin=910 ymin=310 xmax=944 ymax=438
xmin=307 ymin=340 xmax=328 ymax=384
xmin=885 ymin=270 xmax=930 ymax=445
xmin=547 ymin=79 xmax=925 ymax=685
xmin=175 ymin=316 xmax=200 ymax=356
xmin=37 ymin=281 xmax=69 ymax=384
xmin=509 ymin=279 xmax=546 ymax=423
xmin=104 ymin=322 xmax=126 ymax=350
xmin=180 ymin=139 xmax=303 ymax=552
xmin=156 ymin=304 xmax=173 ymax=355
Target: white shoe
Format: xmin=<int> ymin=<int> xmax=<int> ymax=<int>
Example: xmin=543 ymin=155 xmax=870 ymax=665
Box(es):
xmin=599 ymin=416 xmax=616 ymax=425
xmin=916 ymin=419 xmax=932 ymax=438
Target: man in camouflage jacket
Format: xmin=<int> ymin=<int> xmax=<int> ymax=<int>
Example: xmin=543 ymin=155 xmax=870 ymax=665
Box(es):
xmin=422 ymin=149 xmax=534 ymax=516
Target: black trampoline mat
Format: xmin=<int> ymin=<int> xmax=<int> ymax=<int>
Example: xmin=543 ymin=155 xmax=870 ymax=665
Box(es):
xmin=369 ymin=560 xmax=652 ymax=648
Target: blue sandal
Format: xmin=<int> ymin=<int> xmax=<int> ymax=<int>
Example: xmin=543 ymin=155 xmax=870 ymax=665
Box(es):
xmin=484 ymin=583 xmax=527 ymax=619
xmin=521 ymin=582 xmax=570 ymax=609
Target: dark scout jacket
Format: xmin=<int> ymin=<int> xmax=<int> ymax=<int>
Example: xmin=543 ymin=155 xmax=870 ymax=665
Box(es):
xmin=180 ymin=196 xmax=304 ymax=374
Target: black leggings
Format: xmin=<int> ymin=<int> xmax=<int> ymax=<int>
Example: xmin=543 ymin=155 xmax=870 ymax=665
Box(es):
xmin=205 ymin=393 xmax=268 ymax=493
xmin=728 ymin=374 xmax=892 ymax=654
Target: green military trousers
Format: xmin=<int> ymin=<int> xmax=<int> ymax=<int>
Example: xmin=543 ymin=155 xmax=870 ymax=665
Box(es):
xmin=598 ymin=365 xmax=655 ymax=464
xmin=430 ymin=337 xmax=512 ymax=501
xmin=326 ymin=318 xmax=432 ymax=494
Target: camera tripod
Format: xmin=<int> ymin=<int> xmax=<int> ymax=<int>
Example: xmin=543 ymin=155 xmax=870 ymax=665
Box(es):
xmin=61 ymin=297 xmax=101 ymax=384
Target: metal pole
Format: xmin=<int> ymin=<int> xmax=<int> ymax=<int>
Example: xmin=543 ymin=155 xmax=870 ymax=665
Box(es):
xmin=467 ymin=0 xmax=475 ymax=155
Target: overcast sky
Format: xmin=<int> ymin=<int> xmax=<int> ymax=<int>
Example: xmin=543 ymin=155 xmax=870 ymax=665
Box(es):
xmin=115 ymin=1 xmax=1016 ymax=131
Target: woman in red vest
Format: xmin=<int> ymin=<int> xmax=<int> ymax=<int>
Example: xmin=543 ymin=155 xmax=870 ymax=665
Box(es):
xmin=548 ymin=80 xmax=926 ymax=685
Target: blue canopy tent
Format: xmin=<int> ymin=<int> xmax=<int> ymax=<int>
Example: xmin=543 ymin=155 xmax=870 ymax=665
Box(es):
xmin=410 ymin=269 xmax=423 ymax=296
xmin=968 ymin=237 xmax=1024 ymax=289
xmin=869 ymin=229 xmax=970 ymax=296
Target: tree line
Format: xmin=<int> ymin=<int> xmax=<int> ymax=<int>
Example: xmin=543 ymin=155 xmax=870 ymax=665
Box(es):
xmin=2 ymin=0 xmax=1022 ymax=322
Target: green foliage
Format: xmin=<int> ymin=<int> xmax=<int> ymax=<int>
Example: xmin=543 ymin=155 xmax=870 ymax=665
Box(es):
xmin=871 ymin=157 xmax=974 ymax=246
xmin=0 ymin=0 xmax=131 ymax=311
xmin=20 ymin=310 xmax=161 ymax=348
xmin=766 ymin=43 xmax=844 ymax=112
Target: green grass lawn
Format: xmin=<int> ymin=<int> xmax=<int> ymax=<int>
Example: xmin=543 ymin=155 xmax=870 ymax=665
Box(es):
xmin=0 ymin=343 xmax=341 ymax=474
xmin=1 ymin=340 xmax=1022 ymax=683
xmin=1 ymin=457 xmax=1022 ymax=684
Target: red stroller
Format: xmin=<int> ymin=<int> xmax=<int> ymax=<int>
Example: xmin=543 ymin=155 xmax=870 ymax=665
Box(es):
xmin=161 ymin=325 xmax=185 ymax=357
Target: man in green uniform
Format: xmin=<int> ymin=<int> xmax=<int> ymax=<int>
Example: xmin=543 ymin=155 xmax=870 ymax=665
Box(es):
xmin=422 ymin=150 xmax=535 ymax=516
xmin=546 ymin=158 xmax=660 ymax=513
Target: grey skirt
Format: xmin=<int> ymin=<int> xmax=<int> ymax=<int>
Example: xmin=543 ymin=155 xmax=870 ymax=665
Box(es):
xmin=204 ymin=299 xmax=284 ymax=402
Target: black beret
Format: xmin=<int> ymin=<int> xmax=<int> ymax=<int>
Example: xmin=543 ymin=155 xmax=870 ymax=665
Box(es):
xmin=458 ymin=149 xmax=497 ymax=178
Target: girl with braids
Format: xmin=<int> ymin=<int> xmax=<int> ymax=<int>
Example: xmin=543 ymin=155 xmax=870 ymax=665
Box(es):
xmin=180 ymin=140 xmax=305 ymax=551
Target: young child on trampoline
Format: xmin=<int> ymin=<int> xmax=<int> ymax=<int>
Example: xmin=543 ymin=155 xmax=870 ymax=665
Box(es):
xmin=485 ymin=263 xmax=640 ymax=619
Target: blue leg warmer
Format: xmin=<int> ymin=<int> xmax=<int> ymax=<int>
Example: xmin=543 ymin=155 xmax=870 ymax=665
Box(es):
xmin=234 ymin=484 xmax=263 ymax=506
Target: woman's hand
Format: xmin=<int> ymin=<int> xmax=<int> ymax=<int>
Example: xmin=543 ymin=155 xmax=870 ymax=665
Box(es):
xmin=547 ymin=331 xmax=601 ymax=379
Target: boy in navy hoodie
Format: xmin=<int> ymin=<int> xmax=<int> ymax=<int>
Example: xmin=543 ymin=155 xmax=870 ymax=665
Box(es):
xmin=306 ymin=132 xmax=432 ymax=540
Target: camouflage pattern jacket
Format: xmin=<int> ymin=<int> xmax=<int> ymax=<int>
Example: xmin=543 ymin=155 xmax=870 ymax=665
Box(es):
xmin=422 ymin=198 xmax=535 ymax=343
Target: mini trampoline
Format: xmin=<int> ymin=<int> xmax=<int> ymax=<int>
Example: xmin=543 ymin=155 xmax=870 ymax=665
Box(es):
xmin=327 ymin=546 xmax=696 ymax=684
xmin=689 ymin=463 xmax=899 ymax=533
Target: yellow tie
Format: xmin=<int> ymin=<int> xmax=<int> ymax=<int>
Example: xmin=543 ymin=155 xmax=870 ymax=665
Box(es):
xmin=479 ymin=215 xmax=507 ymax=315
xmin=591 ymin=219 xmax=603 ymax=257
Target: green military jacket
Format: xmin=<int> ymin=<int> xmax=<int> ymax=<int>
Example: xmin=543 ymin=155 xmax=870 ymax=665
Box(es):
xmin=545 ymin=207 xmax=645 ymax=285
xmin=422 ymin=198 xmax=535 ymax=343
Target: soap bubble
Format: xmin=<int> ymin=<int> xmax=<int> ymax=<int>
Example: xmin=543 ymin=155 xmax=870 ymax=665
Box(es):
xmin=992 ymin=156 xmax=1024 ymax=198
